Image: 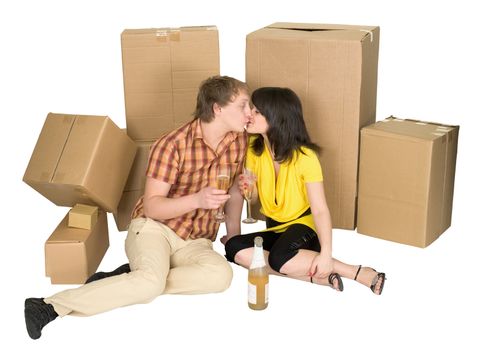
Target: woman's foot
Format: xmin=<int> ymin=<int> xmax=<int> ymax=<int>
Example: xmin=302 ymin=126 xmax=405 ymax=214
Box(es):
xmin=353 ymin=265 xmax=386 ymax=295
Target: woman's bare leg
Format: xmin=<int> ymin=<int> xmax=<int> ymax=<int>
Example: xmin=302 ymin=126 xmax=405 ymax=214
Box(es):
xmin=233 ymin=248 xmax=384 ymax=293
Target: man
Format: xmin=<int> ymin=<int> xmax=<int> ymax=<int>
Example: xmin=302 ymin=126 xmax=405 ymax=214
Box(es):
xmin=24 ymin=76 xmax=251 ymax=339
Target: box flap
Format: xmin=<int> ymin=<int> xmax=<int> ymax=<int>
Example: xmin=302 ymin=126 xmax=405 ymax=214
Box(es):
xmin=363 ymin=116 xmax=458 ymax=141
xmin=52 ymin=115 xmax=106 ymax=186
xmin=262 ymin=22 xmax=378 ymax=42
xmin=122 ymin=26 xmax=217 ymax=46
xmin=23 ymin=113 xmax=75 ymax=184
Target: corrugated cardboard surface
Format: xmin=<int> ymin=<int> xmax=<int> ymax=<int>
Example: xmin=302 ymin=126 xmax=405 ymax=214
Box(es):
xmin=114 ymin=139 xmax=155 ymax=231
xmin=23 ymin=113 xmax=137 ymax=213
xmin=357 ymin=117 xmax=459 ymax=247
xmin=122 ymin=26 xmax=220 ymax=140
xmin=114 ymin=189 xmax=144 ymax=231
xmin=246 ymin=22 xmax=379 ymax=229
xmin=45 ymin=210 xmax=109 ymax=284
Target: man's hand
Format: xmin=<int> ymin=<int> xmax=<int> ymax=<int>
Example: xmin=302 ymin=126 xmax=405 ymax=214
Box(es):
xmin=195 ymin=186 xmax=231 ymax=210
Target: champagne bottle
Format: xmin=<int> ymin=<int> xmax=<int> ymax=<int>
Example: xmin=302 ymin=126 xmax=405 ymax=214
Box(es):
xmin=248 ymin=236 xmax=269 ymax=310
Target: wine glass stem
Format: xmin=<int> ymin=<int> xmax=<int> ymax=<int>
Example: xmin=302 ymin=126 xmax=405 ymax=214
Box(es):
xmin=246 ymin=200 xmax=252 ymax=219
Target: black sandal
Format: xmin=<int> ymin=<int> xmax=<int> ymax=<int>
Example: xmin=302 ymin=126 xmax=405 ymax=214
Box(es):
xmin=328 ymin=273 xmax=344 ymax=292
xmin=310 ymin=273 xmax=344 ymax=292
xmin=354 ymin=265 xmax=386 ymax=295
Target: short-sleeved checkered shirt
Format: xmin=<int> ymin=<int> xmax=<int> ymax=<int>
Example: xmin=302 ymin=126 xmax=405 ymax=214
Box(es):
xmin=131 ymin=118 xmax=247 ymax=241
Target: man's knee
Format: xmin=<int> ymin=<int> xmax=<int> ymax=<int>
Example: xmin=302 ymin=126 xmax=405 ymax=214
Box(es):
xmin=204 ymin=260 xmax=233 ymax=292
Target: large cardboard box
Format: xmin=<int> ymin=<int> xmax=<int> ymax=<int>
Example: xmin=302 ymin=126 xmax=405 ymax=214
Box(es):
xmin=357 ymin=117 xmax=459 ymax=247
xmin=45 ymin=210 xmax=109 ymax=284
xmin=246 ymin=23 xmax=380 ymax=229
xmin=113 ymin=140 xmax=155 ymax=231
xmin=122 ymin=26 xmax=220 ymax=140
xmin=23 ymin=113 xmax=137 ymax=213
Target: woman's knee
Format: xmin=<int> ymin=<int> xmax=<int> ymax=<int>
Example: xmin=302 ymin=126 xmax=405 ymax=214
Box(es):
xmin=225 ymin=236 xmax=250 ymax=264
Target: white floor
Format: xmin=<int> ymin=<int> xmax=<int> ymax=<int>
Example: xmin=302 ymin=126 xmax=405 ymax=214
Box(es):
xmin=2 ymin=1 xmax=479 ymax=349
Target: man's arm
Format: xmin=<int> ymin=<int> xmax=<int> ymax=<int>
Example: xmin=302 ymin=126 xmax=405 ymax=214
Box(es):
xmin=143 ymin=177 xmax=230 ymax=221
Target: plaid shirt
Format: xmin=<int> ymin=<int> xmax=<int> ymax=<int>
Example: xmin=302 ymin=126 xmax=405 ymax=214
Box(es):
xmin=132 ymin=118 xmax=247 ymax=241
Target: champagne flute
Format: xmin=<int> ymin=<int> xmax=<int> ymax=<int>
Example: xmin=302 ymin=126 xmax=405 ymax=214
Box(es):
xmin=242 ymin=168 xmax=257 ymax=224
xmin=214 ymin=164 xmax=231 ymax=222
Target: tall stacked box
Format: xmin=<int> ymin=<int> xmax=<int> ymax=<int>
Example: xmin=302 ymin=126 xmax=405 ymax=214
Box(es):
xmin=246 ymin=23 xmax=380 ymax=229
xmin=122 ymin=26 xmax=220 ymax=140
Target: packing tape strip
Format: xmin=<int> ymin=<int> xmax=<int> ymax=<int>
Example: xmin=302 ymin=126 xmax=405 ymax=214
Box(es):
xmin=169 ymin=29 xmax=180 ymax=41
xmin=155 ymin=28 xmax=181 ymax=42
xmin=432 ymin=132 xmax=447 ymax=137
xmin=359 ymin=29 xmax=374 ymax=42
xmin=155 ymin=29 xmax=168 ymax=42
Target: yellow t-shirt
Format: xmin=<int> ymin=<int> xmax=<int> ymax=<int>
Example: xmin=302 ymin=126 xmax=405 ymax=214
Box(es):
xmin=246 ymin=139 xmax=323 ymax=233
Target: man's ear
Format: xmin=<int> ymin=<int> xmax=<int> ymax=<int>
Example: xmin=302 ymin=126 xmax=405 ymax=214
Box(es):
xmin=213 ymin=102 xmax=222 ymax=116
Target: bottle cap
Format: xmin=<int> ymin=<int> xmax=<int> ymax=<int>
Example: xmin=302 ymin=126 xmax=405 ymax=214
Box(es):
xmin=254 ymin=236 xmax=263 ymax=247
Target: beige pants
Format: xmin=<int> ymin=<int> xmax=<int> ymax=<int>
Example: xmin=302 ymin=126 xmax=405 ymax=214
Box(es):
xmin=45 ymin=218 xmax=233 ymax=316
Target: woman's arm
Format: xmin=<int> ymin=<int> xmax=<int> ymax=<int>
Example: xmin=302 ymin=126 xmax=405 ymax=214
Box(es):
xmin=305 ymin=181 xmax=334 ymax=278
xmin=222 ymin=175 xmax=244 ymax=244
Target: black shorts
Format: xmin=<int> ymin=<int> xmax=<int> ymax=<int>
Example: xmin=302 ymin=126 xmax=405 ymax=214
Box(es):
xmin=224 ymin=210 xmax=320 ymax=273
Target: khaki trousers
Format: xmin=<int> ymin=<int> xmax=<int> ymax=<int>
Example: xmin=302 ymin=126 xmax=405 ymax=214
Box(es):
xmin=45 ymin=218 xmax=232 ymax=316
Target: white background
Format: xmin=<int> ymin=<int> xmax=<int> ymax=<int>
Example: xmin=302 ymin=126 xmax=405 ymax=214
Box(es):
xmin=1 ymin=0 xmax=479 ymax=348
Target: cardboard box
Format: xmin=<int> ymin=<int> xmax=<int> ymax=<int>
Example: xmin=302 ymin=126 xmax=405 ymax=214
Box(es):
xmin=113 ymin=139 xmax=154 ymax=231
xmin=122 ymin=26 xmax=220 ymax=140
xmin=114 ymin=189 xmax=144 ymax=231
xmin=23 ymin=113 xmax=137 ymax=213
xmin=45 ymin=210 xmax=109 ymax=284
xmin=357 ymin=117 xmax=459 ymax=247
xmin=246 ymin=23 xmax=380 ymax=229
xmin=68 ymin=204 xmax=98 ymax=230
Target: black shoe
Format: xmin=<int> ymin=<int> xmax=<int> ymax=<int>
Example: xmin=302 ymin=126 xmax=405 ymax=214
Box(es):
xmin=24 ymin=298 xmax=58 ymax=340
xmin=85 ymin=263 xmax=131 ymax=284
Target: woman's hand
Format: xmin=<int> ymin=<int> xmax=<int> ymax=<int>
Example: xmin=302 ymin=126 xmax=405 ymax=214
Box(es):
xmin=238 ymin=173 xmax=258 ymax=202
xmin=309 ymin=252 xmax=333 ymax=279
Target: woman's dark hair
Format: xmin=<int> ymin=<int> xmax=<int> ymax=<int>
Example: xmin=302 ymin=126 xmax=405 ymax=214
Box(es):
xmin=251 ymin=87 xmax=320 ymax=163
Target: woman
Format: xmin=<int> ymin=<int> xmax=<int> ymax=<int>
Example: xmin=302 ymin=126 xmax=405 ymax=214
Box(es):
xmin=223 ymin=87 xmax=386 ymax=294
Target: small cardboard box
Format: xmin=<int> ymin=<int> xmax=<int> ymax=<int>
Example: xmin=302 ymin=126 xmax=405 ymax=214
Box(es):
xmin=45 ymin=210 xmax=109 ymax=284
xmin=68 ymin=204 xmax=98 ymax=230
xmin=357 ymin=117 xmax=459 ymax=247
xmin=122 ymin=26 xmax=220 ymax=140
xmin=246 ymin=23 xmax=380 ymax=229
xmin=113 ymin=139 xmax=155 ymax=231
xmin=23 ymin=113 xmax=137 ymax=213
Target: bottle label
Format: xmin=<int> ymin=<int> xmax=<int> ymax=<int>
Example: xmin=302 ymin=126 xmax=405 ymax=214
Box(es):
xmin=248 ymin=282 xmax=256 ymax=304
xmin=248 ymin=282 xmax=269 ymax=304
xmin=265 ymin=283 xmax=269 ymax=303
